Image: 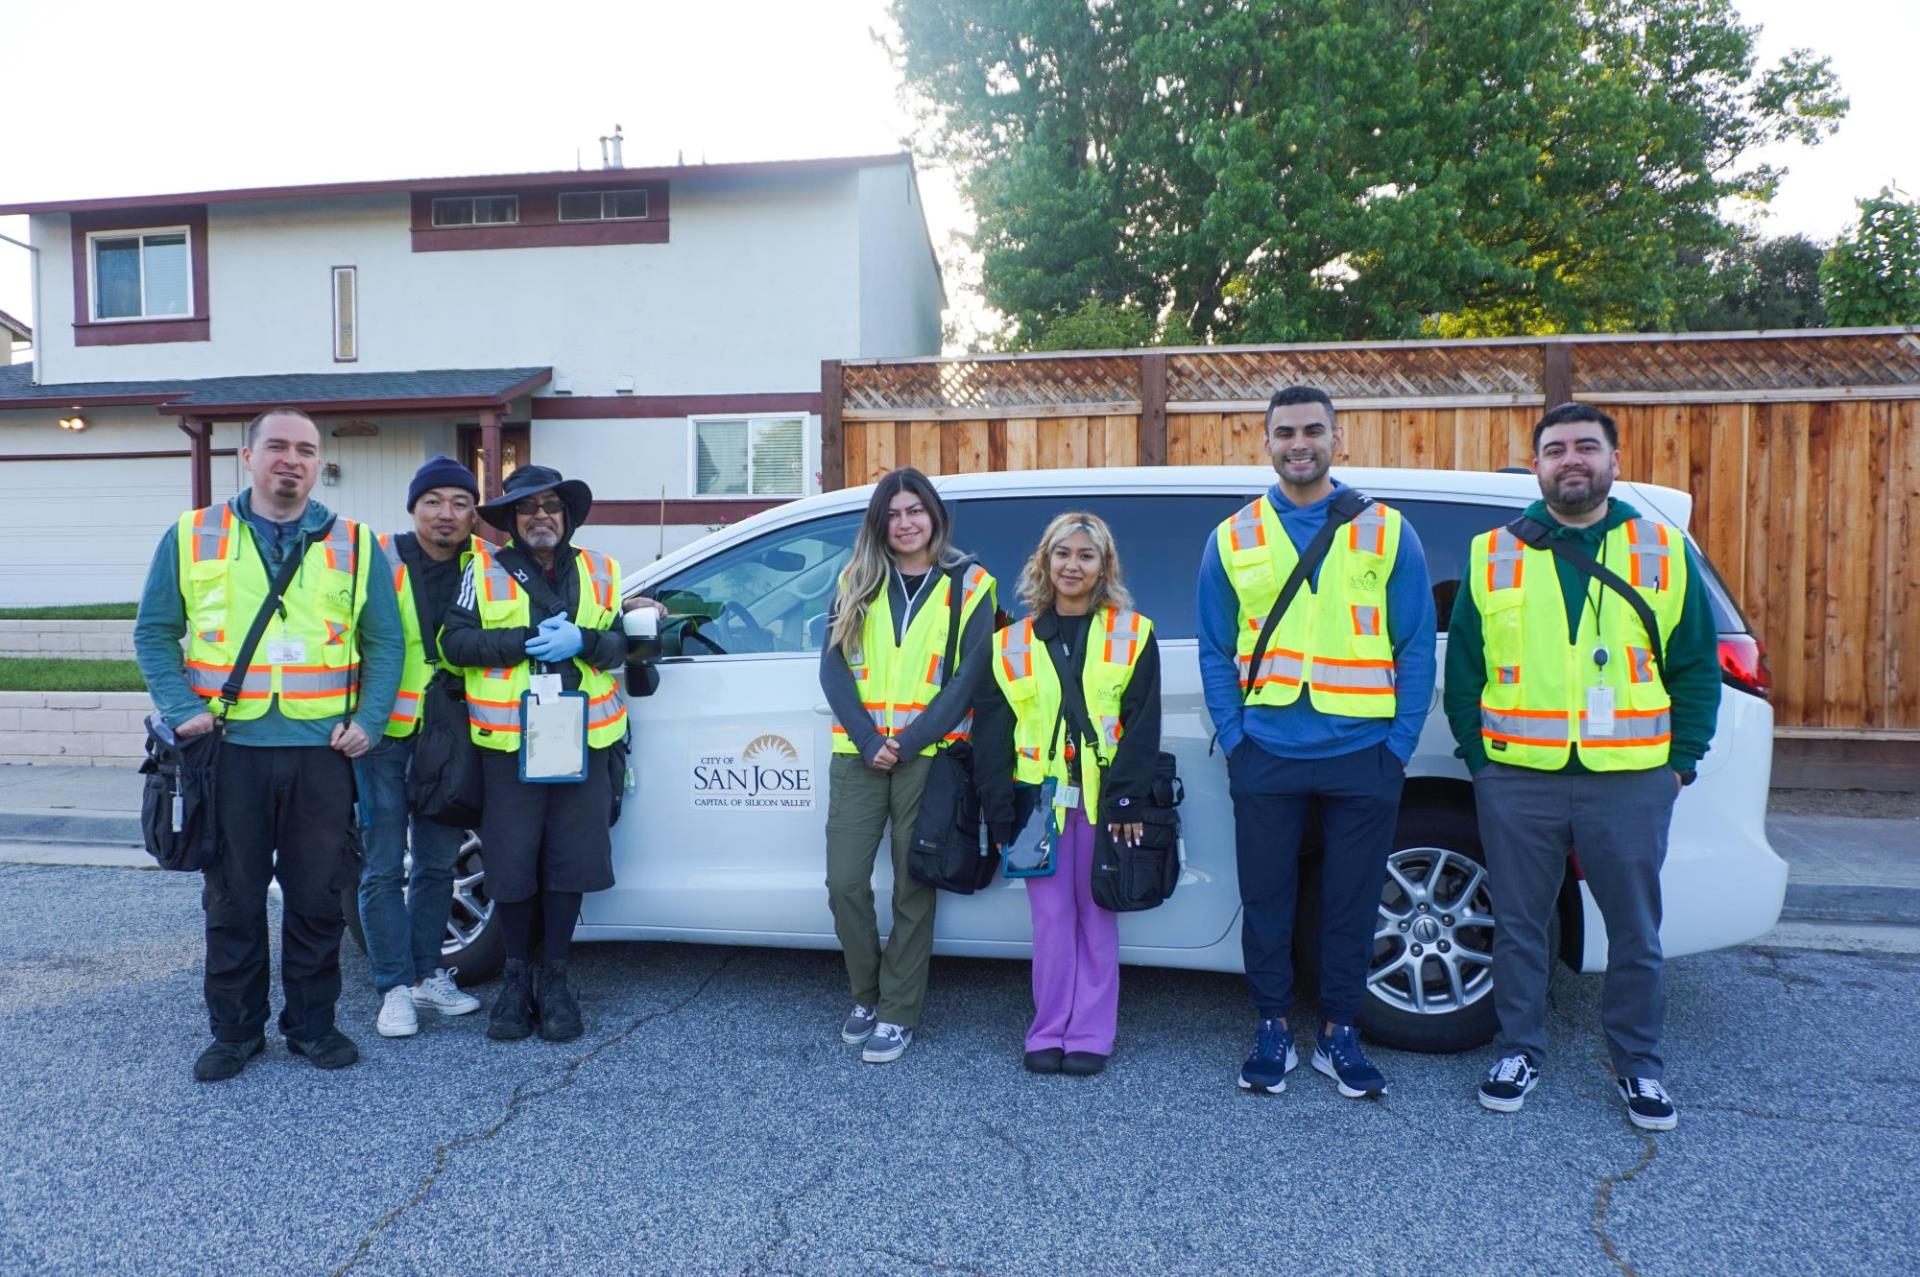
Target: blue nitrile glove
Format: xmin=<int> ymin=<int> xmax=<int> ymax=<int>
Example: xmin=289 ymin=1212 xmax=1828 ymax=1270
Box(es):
xmin=525 ymin=617 xmax=584 ymax=661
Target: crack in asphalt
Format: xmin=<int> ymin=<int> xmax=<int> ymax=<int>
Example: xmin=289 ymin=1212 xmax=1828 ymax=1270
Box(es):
xmin=739 ymin=1161 xmax=835 ymax=1277
xmin=978 ymin=1117 xmax=1038 ymax=1201
xmin=329 ymin=953 xmax=738 ymax=1277
xmin=1583 ymin=1057 xmax=1656 ymax=1277
xmin=1745 ymin=948 xmax=1824 ymax=992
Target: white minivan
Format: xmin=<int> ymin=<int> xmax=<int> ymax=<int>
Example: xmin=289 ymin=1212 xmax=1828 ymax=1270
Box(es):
xmin=360 ymin=465 xmax=1785 ymax=1052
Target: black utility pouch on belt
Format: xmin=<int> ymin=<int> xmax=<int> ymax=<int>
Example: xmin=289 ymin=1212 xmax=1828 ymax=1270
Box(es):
xmin=908 ymin=563 xmax=998 ymax=894
xmin=138 ymin=515 xmax=334 ymax=871
xmin=1091 ymin=751 xmax=1184 ymax=913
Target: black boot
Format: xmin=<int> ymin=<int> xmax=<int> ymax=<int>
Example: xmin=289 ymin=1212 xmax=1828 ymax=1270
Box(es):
xmin=487 ymin=959 xmax=537 ymax=1041
xmin=537 ymin=960 xmax=583 ymax=1042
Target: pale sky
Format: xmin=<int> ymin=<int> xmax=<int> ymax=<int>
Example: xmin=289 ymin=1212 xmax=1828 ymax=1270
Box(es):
xmin=2 ymin=0 xmax=1913 ymax=358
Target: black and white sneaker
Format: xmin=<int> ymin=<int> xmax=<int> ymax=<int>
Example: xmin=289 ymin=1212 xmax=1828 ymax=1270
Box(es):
xmin=1477 ymin=1053 xmax=1540 ymax=1113
xmin=1616 ymin=1076 xmax=1678 ymax=1131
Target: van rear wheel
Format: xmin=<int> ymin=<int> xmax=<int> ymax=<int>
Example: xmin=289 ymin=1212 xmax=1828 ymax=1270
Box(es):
xmin=341 ymin=831 xmax=503 ymax=987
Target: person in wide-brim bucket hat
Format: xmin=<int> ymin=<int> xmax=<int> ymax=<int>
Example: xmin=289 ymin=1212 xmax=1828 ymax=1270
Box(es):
xmin=477 ymin=465 xmax=593 ymax=532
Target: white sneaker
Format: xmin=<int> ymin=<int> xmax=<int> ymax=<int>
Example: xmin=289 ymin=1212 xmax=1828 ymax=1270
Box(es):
xmin=411 ymin=968 xmax=482 ymax=1017
xmin=377 ymin=985 xmax=420 ymax=1037
xmin=862 ymin=1022 xmax=912 ymax=1064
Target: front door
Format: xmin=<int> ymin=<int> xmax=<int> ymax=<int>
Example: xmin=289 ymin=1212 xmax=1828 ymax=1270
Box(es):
xmin=457 ymin=424 xmax=530 ymax=490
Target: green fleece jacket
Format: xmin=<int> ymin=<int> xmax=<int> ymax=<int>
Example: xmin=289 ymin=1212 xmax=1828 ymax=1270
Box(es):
xmin=1443 ymin=497 xmax=1720 ymax=775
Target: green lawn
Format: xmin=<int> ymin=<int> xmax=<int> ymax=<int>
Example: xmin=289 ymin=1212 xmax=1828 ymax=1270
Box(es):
xmin=0 ymin=603 xmax=139 ymax=620
xmin=0 ymin=658 xmax=148 ymax=692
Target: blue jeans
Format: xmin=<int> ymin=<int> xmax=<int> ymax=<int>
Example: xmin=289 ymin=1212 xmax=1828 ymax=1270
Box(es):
xmin=355 ymin=734 xmax=466 ymax=993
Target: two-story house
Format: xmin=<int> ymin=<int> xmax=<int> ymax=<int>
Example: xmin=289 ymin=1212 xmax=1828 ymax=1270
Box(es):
xmin=0 ymin=152 xmax=943 ymax=604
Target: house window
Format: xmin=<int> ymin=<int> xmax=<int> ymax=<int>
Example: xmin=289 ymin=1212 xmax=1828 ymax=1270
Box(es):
xmin=89 ymin=229 xmax=191 ymax=320
xmin=693 ymin=416 xmax=806 ymax=497
xmin=430 ymin=196 xmax=519 ymax=227
xmin=332 ymin=267 xmax=358 ymax=362
xmin=558 ymin=190 xmax=650 ymax=222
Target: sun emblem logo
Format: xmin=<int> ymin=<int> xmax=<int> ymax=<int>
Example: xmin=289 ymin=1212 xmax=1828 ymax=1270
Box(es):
xmin=742 ymin=734 xmax=798 ymax=761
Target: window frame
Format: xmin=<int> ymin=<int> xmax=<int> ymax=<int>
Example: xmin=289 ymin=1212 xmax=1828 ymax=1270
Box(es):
xmin=688 ymin=413 xmax=811 ymax=500
xmin=85 ymin=226 xmax=194 ymax=323
xmin=429 ymin=195 xmax=520 ymax=228
xmin=557 ymin=189 xmax=651 ymax=222
xmin=331 ymin=266 xmax=358 ymax=363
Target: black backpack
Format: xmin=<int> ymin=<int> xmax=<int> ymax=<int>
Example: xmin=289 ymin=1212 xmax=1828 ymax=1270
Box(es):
xmin=907 ymin=564 xmax=998 ymax=893
xmin=1090 ymin=751 xmax=1183 ymax=912
xmin=408 ymin=668 xmax=485 ymax=829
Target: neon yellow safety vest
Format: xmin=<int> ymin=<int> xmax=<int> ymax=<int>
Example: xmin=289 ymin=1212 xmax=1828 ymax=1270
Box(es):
xmin=1215 ymin=495 xmax=1402 ymax=718
xmin=830 ymin=563 xmax=996 ymax=757
xmin=991 ymin=605 xmax=1152 ymax=819
xmin=176 ymin=504 xmax=372 ymax=721
xmin=1468 ymin=517 xmax=1688 ymax=771
xmin=375 ymin=533 xmax=479 ymax=738
xmin=462 ymin=540 xmax=628 ymax=752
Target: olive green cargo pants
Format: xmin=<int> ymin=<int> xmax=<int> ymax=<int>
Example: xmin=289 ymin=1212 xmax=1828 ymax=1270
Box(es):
xmin=824 ymin=752 xmax=937 ymax=1029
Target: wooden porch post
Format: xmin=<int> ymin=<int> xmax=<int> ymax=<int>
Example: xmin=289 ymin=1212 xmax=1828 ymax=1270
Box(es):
xmin=1140 ymin=351 xmax=1169 ymax=467
xmin=819 ymin=359 xmax=844 ymax=491
xmin=479 ymin=409 xmax=503 ymax=499
xmin=178 ymin=415 xmax=212 ymax=508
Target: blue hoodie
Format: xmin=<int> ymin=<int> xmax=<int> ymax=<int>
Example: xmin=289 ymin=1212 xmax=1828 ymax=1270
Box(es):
xmin=1197 ymin=480 xmax=1437 ymax=762
xmin=134 ymin=490 xmax=403 ymax=745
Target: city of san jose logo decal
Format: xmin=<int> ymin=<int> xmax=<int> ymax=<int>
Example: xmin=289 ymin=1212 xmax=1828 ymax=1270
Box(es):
xmin=691 ymin=728 xmax=816 ymax=810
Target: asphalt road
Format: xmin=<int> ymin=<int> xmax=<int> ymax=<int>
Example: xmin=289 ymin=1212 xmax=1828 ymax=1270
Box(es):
xmin=1 ymin=861 xmax=1915 ymax=1277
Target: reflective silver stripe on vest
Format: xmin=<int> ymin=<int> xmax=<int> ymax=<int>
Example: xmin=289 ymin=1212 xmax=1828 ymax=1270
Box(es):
xmin=581 ymin=551 xmax=616 ymax=609
xmin=1104 ymin=610 xmax=1143 ymax=664
xmin=322 ymin=520 xmax=358 ymax=575
xmin=1581 ymin=710 xmax=1671 ymax=743
xmin=483 ymin=561 xmax=515 ymax=601
xmin=1308 ymin=660 xmax=1395 ymax=691
xmin=377 ymin=535 xmax=402 ymax=572
xmin=1626 ymin=520 xmax=1669 ymax=590
xmin=469 ymin=700 xmax=520 ymax=730
xmin=1238 ymin=648 xmax=1305 ymax=688
xmin=1099 ymin=714 xmax=1121 ymax=751
xmin=1480 ymin=707 xmax=1570 ymax=742
xmin=1488 ymin=529 xmax=1525 ymax=591
xmin=279 ymin=668 xmax=356 ymax=695
xmin=893 ymin=705 xmax=923 ymax=731
xmin=588 ymin=686 xmax=627 ymax=727
xmin=1349 ymin=503 xmax=1387 ymax=554
xmin=946 ymin=711 xmax=973 ymax=740
xmin=191 ymin=507 xmax=230 ymax=562
xmin=1000 ymin=622 xmax=1033 ymax=679
xmin=187 ymin=666 xmax=271 ymax=697
xmin=1352 ymin=604 xmax=1380 ymax=636
xmin=1629 ymin=647 xmax=1655 ymax=684
xmin=1229 ymin=502 xmax=1264 ymax=552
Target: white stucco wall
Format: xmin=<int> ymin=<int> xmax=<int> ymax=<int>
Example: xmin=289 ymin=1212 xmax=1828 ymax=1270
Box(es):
xmin=31 ymin=169 xmax=871 ymax=393
xmin=857 ymin=165 xmax=945 ymax=358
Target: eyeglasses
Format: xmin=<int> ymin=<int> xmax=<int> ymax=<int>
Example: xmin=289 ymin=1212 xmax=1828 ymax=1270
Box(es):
xmin=514 ymin=497 xmax=566 ymax=517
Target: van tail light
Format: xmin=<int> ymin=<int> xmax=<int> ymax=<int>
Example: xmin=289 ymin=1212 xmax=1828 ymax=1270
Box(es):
xmin=1719 ymin=634 xmax=1771 ymax=700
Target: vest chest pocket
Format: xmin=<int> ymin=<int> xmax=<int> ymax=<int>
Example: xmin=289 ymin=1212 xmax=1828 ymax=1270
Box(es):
xmin=1481 ymin=590 xmax=1526 ymax=664
xmin=186 ymin=557 xmax=230 ymax=612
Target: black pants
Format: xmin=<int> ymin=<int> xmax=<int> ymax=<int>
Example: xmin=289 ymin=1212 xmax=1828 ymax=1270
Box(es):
xmin=203 ymin=744 xmax=357 ymax=1043
xmin=477 ymin=748 xmax=614 ymax=903
xmin=1229 ymin=739 xmax=1405 ymax=1023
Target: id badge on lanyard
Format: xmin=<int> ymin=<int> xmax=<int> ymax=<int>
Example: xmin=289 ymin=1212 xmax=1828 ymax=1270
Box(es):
xmin=1586 ymin=645 xmax=1615 ymax=738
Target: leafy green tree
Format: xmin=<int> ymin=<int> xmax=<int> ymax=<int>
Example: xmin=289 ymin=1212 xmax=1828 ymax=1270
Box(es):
xmin=891 ymin=0 xmax=1846 ymax=346
xmin=1676 ymin=233 xmax=1827 ymax=331
xmin=1820 ymin=187 xmax=1920 ymax=326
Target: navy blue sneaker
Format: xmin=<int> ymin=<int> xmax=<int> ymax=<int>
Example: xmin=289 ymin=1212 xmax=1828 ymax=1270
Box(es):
xmin=1313 ymin=1024 xmax=1387 ymax=1098
xmin=1237 ymin=1018 xmax=1297 ymax=1094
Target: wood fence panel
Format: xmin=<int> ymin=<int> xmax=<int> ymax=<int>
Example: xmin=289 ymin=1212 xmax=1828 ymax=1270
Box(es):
xmin=1862 ymin=401 xmax=1894 ymax=728
xmin=1105 ymin=415 xmax=1140 ymax=466
xmin=955 ymin=419 xmax=991 ymax=473
xmin=908 ymin=420 xmax=941 ymax=476
xmin=1891 ymin=400 xmax=1920 ymax=729
xmin=1005 ymin=418 xmax=1037 ymax=472
xmin=1822 ymin=403 xmax=1872 ymax=728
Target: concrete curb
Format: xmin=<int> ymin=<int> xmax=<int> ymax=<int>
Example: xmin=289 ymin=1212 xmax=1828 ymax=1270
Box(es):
xmin=1781 ymin=883 xmax=1920 ymax=928
xmin=0 ymin=809 xmax=142 ymax=846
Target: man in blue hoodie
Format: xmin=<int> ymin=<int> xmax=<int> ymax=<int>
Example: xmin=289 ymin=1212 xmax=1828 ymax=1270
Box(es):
xmin=135 ymin=407 xmax=403 ymax=1083
xmin=1198 ymin=385 xmax=1436 ymax=1098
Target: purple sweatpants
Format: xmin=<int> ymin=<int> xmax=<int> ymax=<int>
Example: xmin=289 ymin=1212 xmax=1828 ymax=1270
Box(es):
xmin=1025 ymin=805 xmax=1119 ymax=1055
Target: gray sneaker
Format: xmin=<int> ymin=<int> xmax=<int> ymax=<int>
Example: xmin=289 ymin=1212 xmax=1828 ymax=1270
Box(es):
xmin=841 ymin=1003 xmax=878 ymax=1045
xmin=862 ymin=1022 xmax=912 ymax=1064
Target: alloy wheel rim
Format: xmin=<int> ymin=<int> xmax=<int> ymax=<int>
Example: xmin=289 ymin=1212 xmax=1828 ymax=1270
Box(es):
xmin=1368 ymin=845 xmax=1496 ymax=1016
xmin=444 ymin=831 xmax=493 ymax=954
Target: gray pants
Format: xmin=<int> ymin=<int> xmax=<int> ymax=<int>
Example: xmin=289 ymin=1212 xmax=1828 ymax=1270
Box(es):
xmin=1474 ymin=763 xmax=1678 ymax=1079
xmin=824 ymin=752 xmax=938 ymax=1029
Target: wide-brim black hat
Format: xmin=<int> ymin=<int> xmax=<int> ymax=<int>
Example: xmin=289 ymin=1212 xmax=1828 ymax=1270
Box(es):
xmin=477 ymin=464 xmax=593 ymax=532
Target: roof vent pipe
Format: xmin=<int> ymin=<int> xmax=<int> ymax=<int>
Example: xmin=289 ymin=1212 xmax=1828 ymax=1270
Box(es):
xmin=600 ymin=125 xmax=625 ymax=170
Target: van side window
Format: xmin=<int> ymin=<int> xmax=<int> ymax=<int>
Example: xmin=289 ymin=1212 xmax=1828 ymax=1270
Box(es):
xmin=650 ymin=513 xmax=860 ymax=655
xmin=1391 ymin=500 xmax=1523 ymax=633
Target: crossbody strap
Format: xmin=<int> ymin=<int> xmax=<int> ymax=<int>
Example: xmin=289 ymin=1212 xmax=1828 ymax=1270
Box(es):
xmin=1242 ymin=487 xmax=1374 ymax=704
xmin=939 ymin=561 xmax=967 ymax=687
xmin=220 ymin=515 xmax=338 ymax=715
xmin=1505 ymin=515 xmax=1668 ymax=684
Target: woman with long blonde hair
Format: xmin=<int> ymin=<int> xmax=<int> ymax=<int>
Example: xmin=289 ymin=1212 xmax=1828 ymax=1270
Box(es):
xmin=976 ymin=511 xmax=1162 ymax=1076
xmin=817 ymin=467 xmax=997 ymax=1064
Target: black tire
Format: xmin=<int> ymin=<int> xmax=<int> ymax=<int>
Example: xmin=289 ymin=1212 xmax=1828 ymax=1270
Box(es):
xmin=339 ymin=831 xmax=503 ymax=988
xmin=1297 ymin=801 xmax=1540 ymax=1054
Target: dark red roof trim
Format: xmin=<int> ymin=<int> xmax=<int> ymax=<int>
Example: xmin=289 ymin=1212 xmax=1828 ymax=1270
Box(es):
xmin=534 ymin=392 xmax=820 ymax=419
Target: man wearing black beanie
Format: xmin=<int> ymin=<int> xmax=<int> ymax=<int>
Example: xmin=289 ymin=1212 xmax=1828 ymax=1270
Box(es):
xmin=358 ymin=455 xmax=487 ymax=1039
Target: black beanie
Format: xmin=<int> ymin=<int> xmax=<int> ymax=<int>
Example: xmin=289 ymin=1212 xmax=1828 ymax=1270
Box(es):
xmin=407 ymin=455 xmax=480 ymax=510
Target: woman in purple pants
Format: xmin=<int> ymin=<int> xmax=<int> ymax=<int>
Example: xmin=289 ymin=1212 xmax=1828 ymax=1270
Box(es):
xmin=976 ymin=512 xmax=1162 ymax=1076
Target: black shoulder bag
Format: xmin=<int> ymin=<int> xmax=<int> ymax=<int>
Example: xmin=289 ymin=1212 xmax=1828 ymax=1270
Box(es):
xmin=1055 ymin=629 xmax=1184 ymax=914
xmin=409 ymin=545 xmax=490 ymax=829
xmin=139 ymin=516 xmax=333 ymax=871
xmin=907 ymin=564 xmax=997 ymax=893
xmin=1504 ymin=516 xmax=1667 ymax=684
xmin=1241 ymin=487 xmax=1376 ymax=706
